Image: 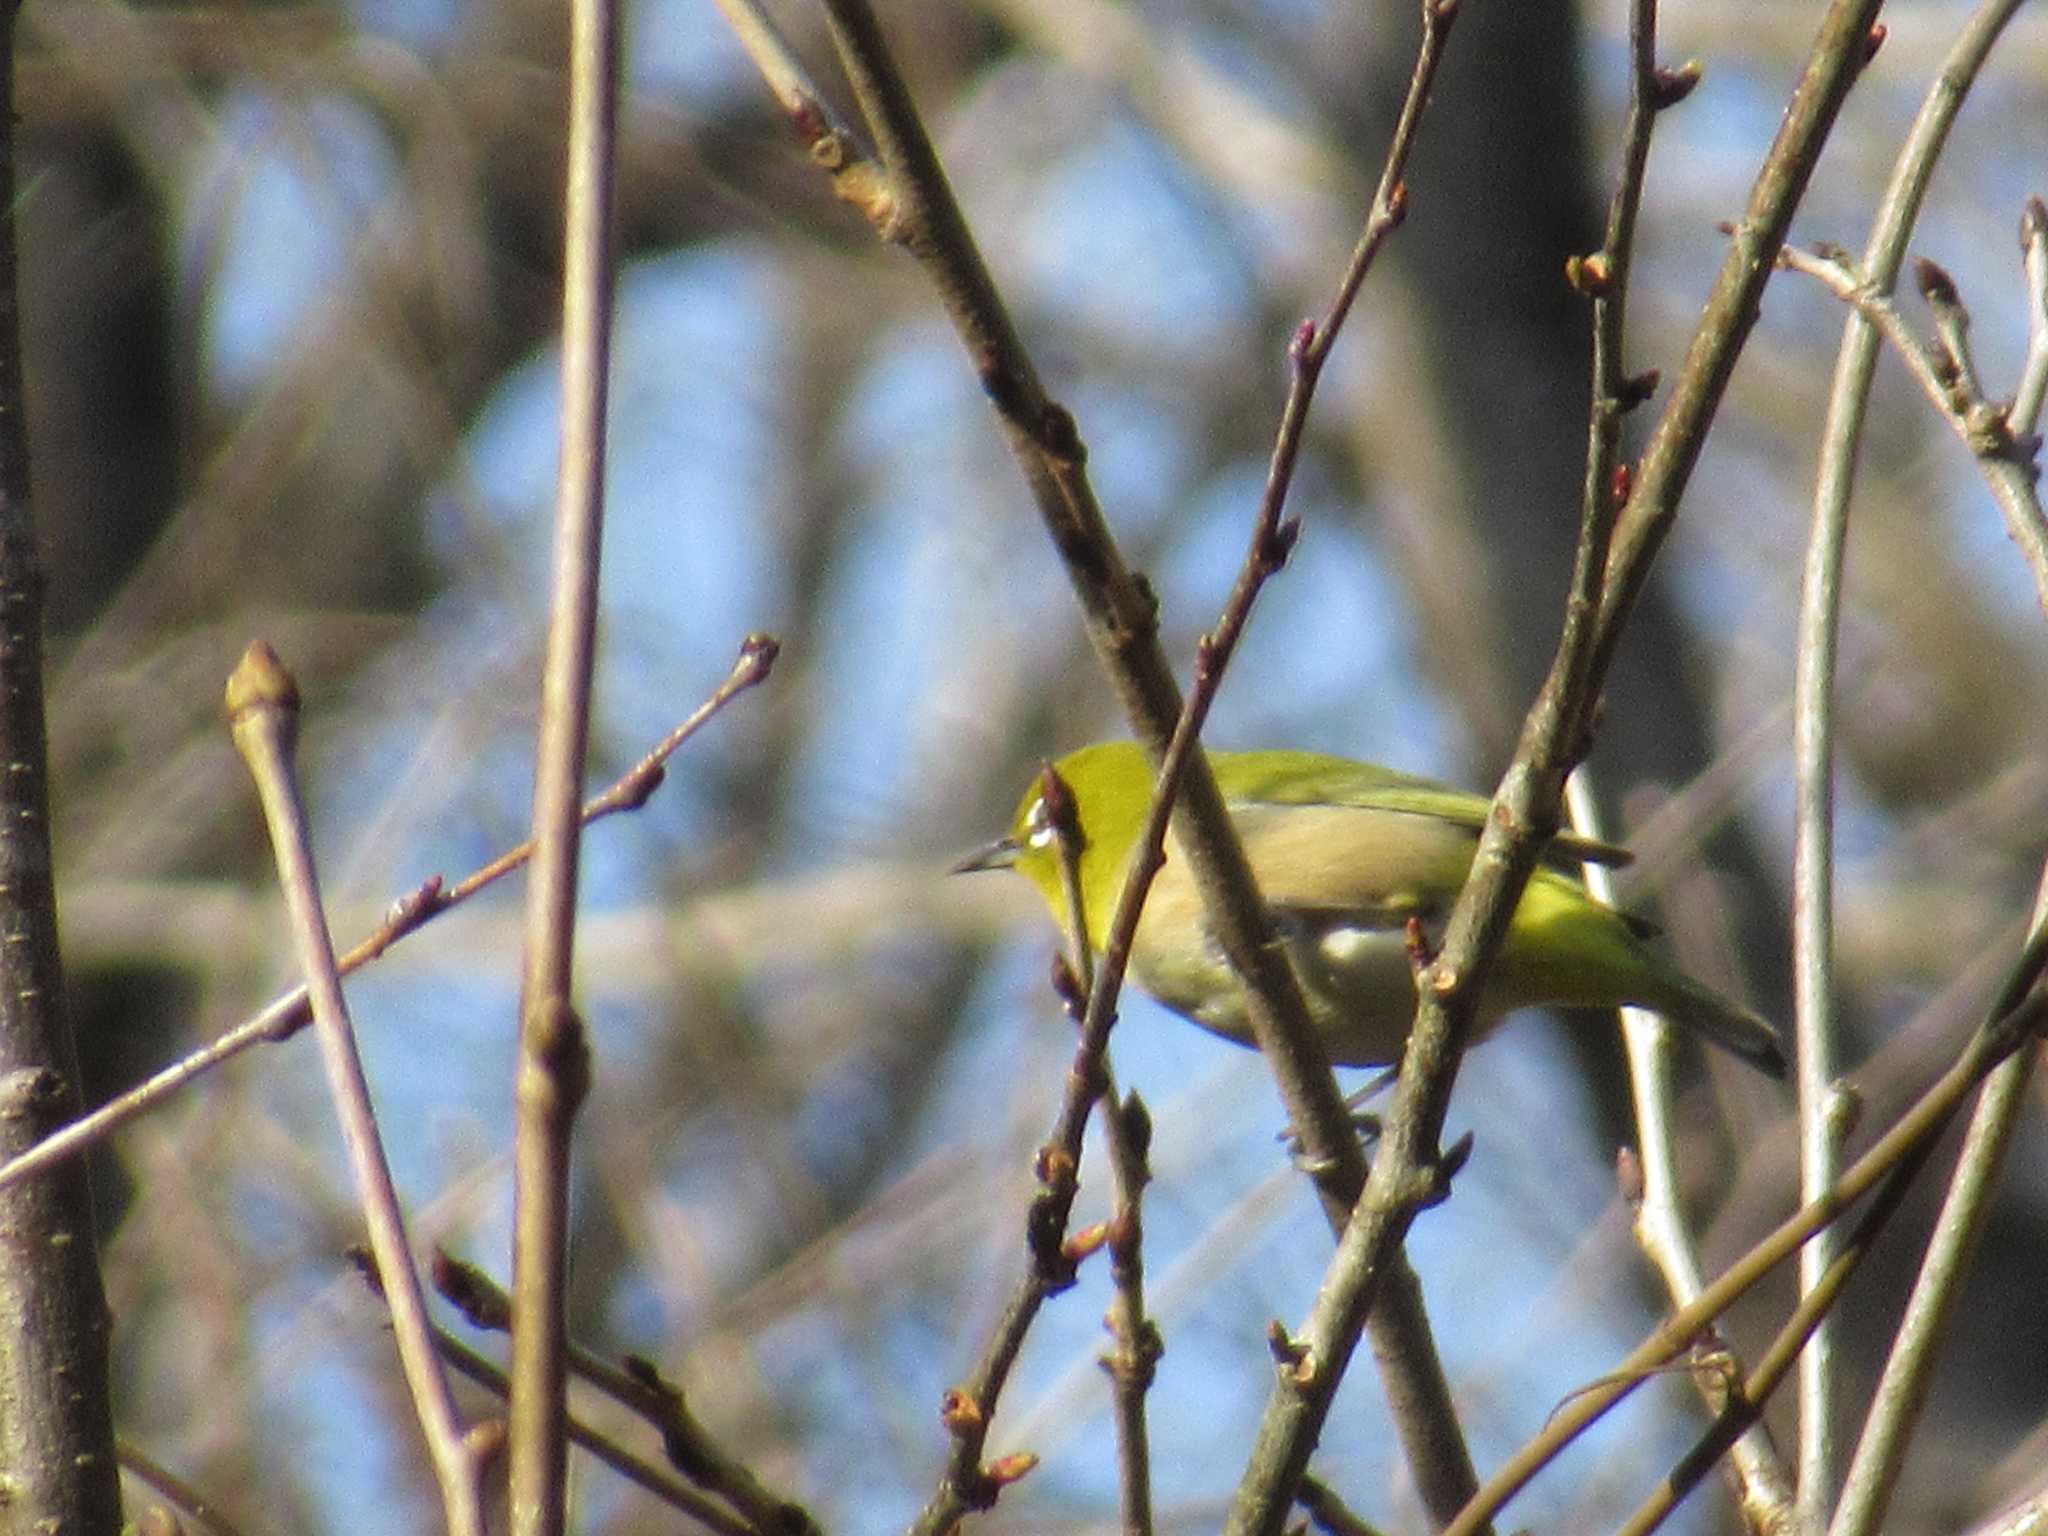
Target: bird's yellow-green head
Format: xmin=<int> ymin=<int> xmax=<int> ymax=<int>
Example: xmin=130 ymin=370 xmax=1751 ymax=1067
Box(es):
xmin=959 ymin=741 xmax=1786 ymax=1076
xmin=953 ymin=741 xmax=1156 ymax=952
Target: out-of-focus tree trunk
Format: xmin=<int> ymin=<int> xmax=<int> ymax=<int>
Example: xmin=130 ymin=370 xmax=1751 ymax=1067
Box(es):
xmin=0 ymin=5 xmax=121 ymax=1531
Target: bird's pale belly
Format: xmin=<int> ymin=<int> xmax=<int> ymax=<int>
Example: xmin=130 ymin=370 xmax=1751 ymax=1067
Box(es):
xmin=1131 ymin=917 xmax=1488 ymax=1068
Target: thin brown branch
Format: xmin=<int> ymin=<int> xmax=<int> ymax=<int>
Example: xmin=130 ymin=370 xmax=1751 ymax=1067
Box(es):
xmin=1613 ymin=1112 xmax=1937 ymax=1536
xmin=358 ymin=1255 xmax=762 ymax=1536
xmin=1829 ymin=872 xmax=2048 ymax=1536
xmin=118 ymin=1441 xmax=257 ymax=1536
xmin=1227 ymin=5 xmax=1888 ymax=1534
xmin=1569 ymin=12 xmax=1791 ymax=1519
xmin=703 ymin=0 xmax=896 ymax=232
xmin=1099 ymin=1082 xmax=1158 ymax=1536
xmin=1593 ymin=0 xmax=1889 ymax=667
xmin=1437 ymin=940 xmax=2048 ymax=1536
xmin=1297 ymin=1474 xmax=1394 ymax=1536
xmin=433 ymin=1253 xmax=820 ymax=1536
xmin=0 ymin=634 xmax=774 ymax=1201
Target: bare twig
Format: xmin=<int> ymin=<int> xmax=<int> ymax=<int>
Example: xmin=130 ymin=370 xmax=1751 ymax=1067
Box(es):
xmin=1829 ymin=871 xmax=2048 ymax=1536
xmin=118 ymin=1440 xmax=258 ymax=1536
xmin=0 ymin=6 xmax=122 ymax=1521
xmin=226 ymin=643 xmax=486 ymax=1536
xmin=701 ymin=0 xmax=895 ymax=232
xmin=1044 ymin=794 xmax=1159 ymax=1536
xmin=1777 ymin=243 xmax=2048 ymax=621
xmin=912 ymin=760 xmax=1162 ymax=1534
xmin=1592 ymin=0 xmax=1888 ymax=671
xmin=1566 ymin=7 xmax=1794 ymax=1516
xmin=2011 ymin=197 xmax=2048 ymax=436
xmin=712 ymin=0 xmax=1471 ymax=1524
xmin=1969 ymin=1486 xmax=2048 ymax=1536
xmin=1567 ymin=772 xmax=1797 ymax=1522
xmin=1226 ymin=6 xmax=1888 ymax=1535
xmin=1788 ymin=1 xmax=2029 ymax=1518
xmin=355 ymin=1255 xmax=762 ymax=1536
xmin=0 ymin=634 xmax=775 ymax=1200
xmin=1098 ymin=1083 xmax=1159 ymax=1536
xmin=1613 ymin=1122 xmax=1936 ymax=1536
xmin=1436 ymin=929 xmax=2048 ymax=1536
xmin=433 ymin=1253 xmax=821 ymax=1536
xmin=1297 ymin=1474 xmax=1394 ymax=1536
xmin=508 ymin=0 xmax=618 ymax=1523
xmin=1561 ymin=7 xmax=1792 ymax=1517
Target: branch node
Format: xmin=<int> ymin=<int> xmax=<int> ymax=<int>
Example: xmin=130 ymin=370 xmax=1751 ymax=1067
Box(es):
xmin=938 ymin=1389 xmax=984 ymax=1438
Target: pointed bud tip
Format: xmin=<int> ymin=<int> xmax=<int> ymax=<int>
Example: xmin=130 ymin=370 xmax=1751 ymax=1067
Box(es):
xmin=225 ymin=640 xmax=300 ymax=725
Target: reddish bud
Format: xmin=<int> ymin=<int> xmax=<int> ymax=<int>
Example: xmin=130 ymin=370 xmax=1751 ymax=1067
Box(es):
xmin=1649 ymin=60 xmax=1703 ymax=110
xmin=986 ymin=1453 xmax=1040 ymax=1487
xmin=1610 ymin=461 xmax=1634 ymax=508
xmin=1913 ymin=256 xmax=1959 ymax=309
xmin=1063 ymin=1221 xmax=1111 ymax=1265
xmin=1565 ymin=251 xmax=1612 ymax=297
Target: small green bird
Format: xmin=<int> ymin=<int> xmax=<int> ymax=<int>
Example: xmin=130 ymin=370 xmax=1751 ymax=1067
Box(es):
xmin=958 ymin=742 xmax=1784 ymax=1077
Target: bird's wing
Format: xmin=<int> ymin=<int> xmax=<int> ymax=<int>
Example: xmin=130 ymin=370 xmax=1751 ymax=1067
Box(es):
xmin=1219 ymin=754 xmax=1635 ymax=869
xmin=1229 ymin=802 xmax=1480 ymax=922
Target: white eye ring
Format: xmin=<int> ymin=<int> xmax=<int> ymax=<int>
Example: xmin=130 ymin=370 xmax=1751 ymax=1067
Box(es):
xmin=1024 ymin=797 xmax=1058 ymax=849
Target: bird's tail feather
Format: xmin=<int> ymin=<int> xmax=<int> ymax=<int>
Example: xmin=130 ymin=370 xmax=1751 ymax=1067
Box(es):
xmin=1654 ymin=973 xmax=1787 ymax=1079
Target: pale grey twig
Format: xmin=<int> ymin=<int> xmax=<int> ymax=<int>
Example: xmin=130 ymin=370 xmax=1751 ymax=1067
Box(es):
xmin=1564 ymin=770 xmax=1796 ymax=1520
xmin=1789 ymin=2 xmax=2029 ymax=1520
xmin=2010 ymin=197 xmax=2048 ymax=436
xmin=226 ymin=643 xmax=486 ymax=1536
xmin=1828 ymin=863 xmax=2048 ymax=1536
xmin=509 ymin=0 xmax=618 ymax=1524
xmin=1777 ymin=243 xmax=2048 ymax=622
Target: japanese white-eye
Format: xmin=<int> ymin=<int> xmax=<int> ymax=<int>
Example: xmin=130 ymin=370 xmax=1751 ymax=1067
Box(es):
xmin=958 ymin=742 xmax=1784 ymax=1077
